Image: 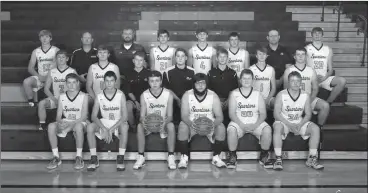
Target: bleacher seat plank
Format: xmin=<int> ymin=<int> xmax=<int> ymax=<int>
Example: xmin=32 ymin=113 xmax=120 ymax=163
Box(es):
xmin=305 ymin=31 xmax=365 ymax=38
xmin=299 ymin=22 xmax=356 ymax=28
xmin=141 ymin=12 xmax=254 ymax=21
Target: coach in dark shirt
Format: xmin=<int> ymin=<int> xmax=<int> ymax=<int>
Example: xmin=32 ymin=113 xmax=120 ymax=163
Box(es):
xmin=110 ymin=28 xmax=147 ymax=76
xmin=266 ymin=30 xmax=293 ymax=89
xmin=208 ymin=47 xmax=238 ymax=110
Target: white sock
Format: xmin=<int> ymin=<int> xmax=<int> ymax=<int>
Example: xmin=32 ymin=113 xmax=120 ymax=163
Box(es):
xmin=90 ymin=148 xmax=97 ymax=156
xmin=274 ymin=148 xmax=282 ymax=157
xmin=309 ymin=149 xmax=317 ymax=156
xmin=119 ymin=148 xmax=126 ymax=155
xmin=76 ymin=148 xmax=82 ymax=157
xmin=40 ymin=121 xmax=45 ymax=124
xmin=52 ymin=148 xmax=59 ymax=157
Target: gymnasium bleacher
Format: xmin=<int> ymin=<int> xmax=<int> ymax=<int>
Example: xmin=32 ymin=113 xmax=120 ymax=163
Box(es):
xmin=1 ymin=1 xmax=367 ymax=160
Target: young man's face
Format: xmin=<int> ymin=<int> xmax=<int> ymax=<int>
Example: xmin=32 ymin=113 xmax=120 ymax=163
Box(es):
xmin=81 ymin=32 xmax=93 ymax=45
xmin=158 ymin=33 xmax=169 ymax=44
xmin=66 ymin=78 xmax=79 ymax=92
xmin=148 ymin=76 xmax=162 ymax=90
xmin=256 ymin=51 xmax=268 ymax=63
xmin=97 ymin=49 xmax=109 ymax=61
xmin=194 ymin=80 xmax=207 ymax=93
xmin=196 ymin=32 xmax=208 ymax=42
xmin=104 ymin=76 xmax=116 ymax=90
xmin=217 ymin=53 xmax=228 ymax=65
xmin=294 ymin=50 xmax=306 ymax=64
xmin=39 ymin=35 xmax=52 ymax=45
xmin=175 ymin=51 xmax=187 ymax=65
xmin=289 ymin=76 xmax=302 ymax=91
xmin=122 ymin=29 xmax=134 ymax=43
xmin=240 ymin=74 xmax=253 ymax=88
xmin=133 ymin=55 xmax=145 ymax=68
xmin=56 ymin=54 xmax=68 ymax=66
xmin=229 ymin=36 xmax=239 ymax=48
xmin=312 ymin=31 xmax=323 ymax=41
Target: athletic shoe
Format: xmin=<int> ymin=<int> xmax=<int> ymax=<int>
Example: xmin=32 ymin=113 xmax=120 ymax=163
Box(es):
xmin=167 ymin=155 xmax=177 ymax=170
xmin=39 ymin=123 xmax=47 ymax=131
xmin=47 ymin=156 xmax=62 ymax=170
xmin=28 ymin=101 xmax=35 ymax=107
xmin=178 ymin=154 xmax=189 ymax=169
xmin=211 ymin=155 xmax=226 ymax=168
xmin=306 ymin=155 xmax=324 ymax=170
xmin=116 ymin=155 xmax=125 ymax=171
xmin=87 ymin=155 xmax=99 ymax=171
xmin=133 ymin=154 xmax=145 ymax=170
xmin=259 ymin=151 xmax=273 ymax=169
xmin=74 ymin=156 xmax=84 ymax=170
xmin=273 ymin=156 xmax=283 ymax=171
xmin=226 ymin=152 xmax=237 ymax=169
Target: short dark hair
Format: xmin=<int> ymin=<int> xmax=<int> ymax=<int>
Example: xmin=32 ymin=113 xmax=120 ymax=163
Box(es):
xmin=133 ymin=51 xmax=146 ymax=60
xmin=175 ymin=48 xmax=187 ymax=57
xmin=216 ymin=47 xmax=228 ymax=57
xmin=311 ymin=27 xmax=324 ymax=35
xmin=255 ymin=45 xmax=268 ymax=54
xmin=104 ymin=71 xmax=117 ymax=81
xmin=193 ymin=73 xmax=208 ymax=85
xmin=288 ymin=71 xmax=302 ymax=80
xmin=294 ymin=47 xmax=307 ymax=55
xmin=157 ymin=29 xmax=170 ymax=38
xmin=65 ymin=73 xmax=79 ymax=82
xmin=56 ymin=50 xmax=68 ymax=57
xmin=97 ymin=45 xmax=110 ymax=53
xmin=239 ymin=69 xmax=254 ymax=79
xmin=81 ymin=31 xmax=93 ymax=38
xmin=148 ymin=70 xmax=162 ymax=80
xmin=195 ymin=28 xmax=208 ymax=35
xmin=228 ymin=32 xmax=239 ymax=39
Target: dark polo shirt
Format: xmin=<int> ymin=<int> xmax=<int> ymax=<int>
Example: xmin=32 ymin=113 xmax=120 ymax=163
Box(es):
xmin=163 ymin=65 xmax=195 ymax=99
xmin=70 ymin=47 xmax=98 ymax=75
xmin=208 ymin=66 xmax=238 ymax=99
xmin=266 ymin=44 xmax=293 ymax=80
xmin=110 ymin=43 xmax=147 ymax=76
xmin=125 ymin=67 xmax=151 ymax=101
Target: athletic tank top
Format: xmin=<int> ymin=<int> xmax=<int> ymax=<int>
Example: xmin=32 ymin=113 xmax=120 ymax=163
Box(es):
xmin=143 ymin=88 xmax=170 ymax=118
xmin=97 ymin=89 xmax=124 ymax=121
xmin=59 ymin=91 xmax=86 ymax=121
xmin=50 ymin=66 xmax=76 ymax=98
xmin=192 ymin=44 xmax=213 ymax=74
xmin=288 ymin=65 xmax=315 ymax=94
xmin=227 ymin=48 xmax=247 ymax=77
xmin=90 ymin=62 xmax=119 ymax=95
xmin=35 ymin=46 xmax=58 ymax=76
xmin=280 ymin=89 xmax=308 ymax=124
xmin=152 ymin=46 xmax=175 ymax=74
xmin=305 ymin=43 xmax=330 ymax=77
xmin=249 ymin=64 xmax=274 ymax=99
xmin=232 ymin=88 xmax=260 ymax=124
xmin=188 ymin=89 xmax=215 ymax=121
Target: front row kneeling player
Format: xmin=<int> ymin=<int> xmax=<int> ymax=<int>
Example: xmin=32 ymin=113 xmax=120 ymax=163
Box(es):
xmin=46 ymin=73 xmax=88 ymax=170
xmin=133 ymin=70 xmax=176 ymax=170
xmin=273 ymin=71 xmax=324 ymax=171
xmin=86 ymin=71 xmax=129 ymax=171
xmin=226 ymin=69 xmax=273 ymax=169
xmin=177 ymin=73 xmax=227 ymax=169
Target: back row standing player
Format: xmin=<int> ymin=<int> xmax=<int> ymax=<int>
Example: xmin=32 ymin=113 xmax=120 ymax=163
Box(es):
xmin=23 ymin=30 xmax=59 ymax=106
xmin=149 ymin=29 xmax=176 ymax=74
xmin=227 ymin=32 xmax=250 ymax=77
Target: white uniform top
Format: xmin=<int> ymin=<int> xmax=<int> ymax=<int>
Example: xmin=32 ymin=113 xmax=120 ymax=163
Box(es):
xmin=90 ymin=62 xmax=119 ymax=95
xmin=249 ymin=64 xmax=274 ymax=99
xmin=97 ymin=89 xmax=124 ymax=121
xmin=59 ymin=91 xmax=86 ymax=121
xmin=188 ymin=89 xmax=215 ymax=121
xmin=192 ymin=44 xmax=213 ymax=74
xmin=35 ymin=46 xmax=59 ymax=76
xmin=143 ymin=88 xmax=170 ymax=118
xmin=233 ymin=88 xmax=261 ymax=124
xmin=305 ymin=43 xmax=330 ymax=77
xmin=152 ymin=46 xmax=175 ymax=74
xmin=279 ymin=89 xmax=308 ymax=124
xmin=227 ymin=48 xmax=247 ymax=77
xmin=288 ymin=65 xmax=315 ymax=94
xmin=50 ymin=67 xmax=77 ymax=98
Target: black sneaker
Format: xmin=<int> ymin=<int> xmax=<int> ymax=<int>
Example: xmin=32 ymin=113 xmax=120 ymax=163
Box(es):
xmin=273 ymin=156 xmax=283 ymax=171
xmin=87 ymin=155 xmax=99 ymax=171
xmin=259 ymin=151 xmax=273 ymax=169
xmin=39 ymin=123 xmax=47 ymax=131
xmin=226 ymin=152 xmax=237 ymax=169
xmin=116 ymin=155 xmax=125 ymax=171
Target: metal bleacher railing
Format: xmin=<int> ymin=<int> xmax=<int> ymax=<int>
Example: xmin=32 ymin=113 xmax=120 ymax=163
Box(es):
xmin=322 ymin=1 xmax=367 ymax=67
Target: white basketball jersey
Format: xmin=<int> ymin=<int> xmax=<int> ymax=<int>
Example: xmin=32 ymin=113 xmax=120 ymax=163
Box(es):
xmin=152 ymin=46 xmax=175 ymax=74
xmin=227 ymin=48 xmax=247 ymax=77
xmin=50 ymin=66 xmax=76 ymax=98
xmin=305 ymin=43 xmax=330 ymax=77
xmin=35 ymin=46 xmax=58 ymax=76
xmin=192 ymin=44 xmax=213 ymax=74
xmin=249 ymin=64 xmax=274 ymax=99
xmin=143 ymin=88 xmax=170 ymax=118
xmin=288 ymin=65 xmax=315 ymax=94
xmin=90 ymin=63 xmax=119 ymax=95
xmin=98 ymin=89 xmax=124 ymax=121
xmin=233 ymin=88 xmax=260 ymax=124
xmin=188 ymin=89 xmax=215 ymax=121
xmin=280 ymin=89 xmax=308 ymax=124
xmin=59 ymin=91 xmax=86 ymax=121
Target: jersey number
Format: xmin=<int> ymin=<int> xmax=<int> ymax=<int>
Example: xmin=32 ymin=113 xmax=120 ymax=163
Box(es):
xmin=300 ymin=83 xmax=305 ymax=91
xmin=313 ymin=61 xmax=324 ymax=69
xmin=109 ymin=113 xmax=115 ymax=120
xmin=59 ymin=85 xmax=65 ymax=93
xmin=68 ymin=114 xmax=76 ymax=120
xmin=154 ymin=110 xmax=161 ymax=116
xmin=241 ymin=111 xmax=253 ymax=117
xmin=160 ymin=62 xmax=167 ymax=71
xmin=231 ymin=65 xmax=240 ymax=72
xmin=200 ymin=61 xmax=206 ymax=69
xmin=288 ymin=114 xmax=300 ymax=121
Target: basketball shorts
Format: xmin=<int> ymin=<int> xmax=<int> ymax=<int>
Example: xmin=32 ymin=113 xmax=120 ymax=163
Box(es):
xmin=265 ymin=97 xmax=275 ymax=109
xmin=319 ymin=76 xmax=335 ymax=91
xmin=44 ymin=97 xmax=58 ymax=109
xmin=144 ymin=124 xmax=168 ymax=139
xmin=31 ymin=76 xmax=45 ymax=92
xmin=273 ymin=121 xmax=311 ymax=140
xmin=227 ymin=121 xmax=270 ymax=141
xmin=95 ymin=118 xmax=127 ymax=140
xmin=56 ymin=119 xmax=88 ymax=138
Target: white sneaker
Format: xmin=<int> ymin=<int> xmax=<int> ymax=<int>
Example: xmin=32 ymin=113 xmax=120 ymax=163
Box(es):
xmin=133 ymin=154 xmax=145 ymax=170
xmin=177 ymin=154 xmax=188 ymax=169
xmin=167 ymin=155 xmax=177 ymax=170
xmin=212 ymin=155 xmax=226 ymax=168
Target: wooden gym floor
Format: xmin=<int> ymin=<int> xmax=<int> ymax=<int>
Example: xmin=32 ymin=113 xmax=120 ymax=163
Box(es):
xmin=1 ymin=160 xmax=367 ymax=193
